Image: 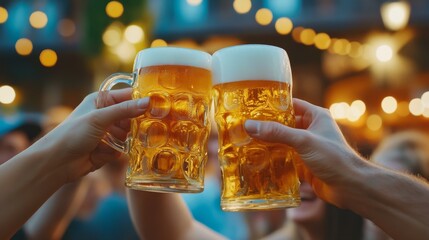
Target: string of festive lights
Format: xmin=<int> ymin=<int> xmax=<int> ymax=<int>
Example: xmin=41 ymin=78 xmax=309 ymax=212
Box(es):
xmin=329 ymin=91 xmax=429 ymax=129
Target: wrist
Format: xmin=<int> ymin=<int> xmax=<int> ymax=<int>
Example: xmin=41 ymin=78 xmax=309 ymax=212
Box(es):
xmin=332 ymin=151 xmax=372 ymax=210
xmin=336 ymin=153 xmax=378 ymax=214
xmin=28 ymin=134 xmax=69 ymax=186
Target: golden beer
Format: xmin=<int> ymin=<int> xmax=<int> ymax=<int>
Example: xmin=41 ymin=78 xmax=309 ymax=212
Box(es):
xmin=127 ymin=65 xmax=212 ymax=192
xmin=212 ymin=45 xmax=300 ymax=211
xmin=98 ymin=47 xmax=212 ymax=193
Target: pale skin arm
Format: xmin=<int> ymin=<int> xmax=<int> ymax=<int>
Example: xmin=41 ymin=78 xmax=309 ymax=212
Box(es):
xmin=244 ymin=98 xmax=429 ymax=240
xmin=0 ymin=89 xmax=148 ymax=239
xmin=127 ymin=190 xmax=226 ymax=240
xmin=24 ymin=180 xmax=89 ymax=240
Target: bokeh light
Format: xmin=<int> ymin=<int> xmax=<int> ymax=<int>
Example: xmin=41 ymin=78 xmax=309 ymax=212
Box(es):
xmin=151 ymin=39 xmax=168 ymax=48
xmin=0 ymin=7 xmax=8 ymax=24
xmin=421 ymin=91 xmax=429 ymax=108
xmin=381 ymin=1 xmax=411 ymax=31
xmin=351 ymin=100 xmax=366 ymax=116
xmin=29 ymin=11 xmax=48 ymax=29
xmin=103 ymin=23 xmax=123 ymax=47
xmin=409 ymin=98 xmax=424 ymax=116
xmin=39 ymin=49 xmax=58 ymax=67
xmin=255 ymin=8 xmax=273 ymax=26
xmin=314 ymin=33 xmax=330 ymax=50
xmin=115 ymin=41 xmax=136 ymax=62
xmin=0 ymin=85 xmax=16 ymax=104
xmin=292 ymin=27 xmax=304 ymax=43
xmin=187 ymin=0 xmax=203 ymax=6
xmin=347 ymin=109 xmax=360 ymax=122
xmin=329 ymin=102 xmax=349 ymax=119
xmin=423 ymin=108 xmax=429 ymax=118
xmin=106 ymin=1 xmax=124 ymax=18
xmin=15 ymin=38 xmax=33 ymax=56
xmin=381 ymin=96 xmax=397 ymax=114
xmin=58 ymin=19 xmax=76 ymax=37
xmin=376 ymin=45 xmax=393 ymax=62
xmin=275 ymin=17 xmax=293 ymax=35
xmin=366 ymin=114 xmax=382 ymax=131
xmin=300 ymin=29 xmax=316 ymax=45
xmin=233 ymin=0 xmax=252 ymax=14
xmin=124 ymin=25 xmax=144 ymax=44
xmin=348 ymin=42 xmax=363 ymax=58
xmin=333 ymin=39 xmax=351 ymax=55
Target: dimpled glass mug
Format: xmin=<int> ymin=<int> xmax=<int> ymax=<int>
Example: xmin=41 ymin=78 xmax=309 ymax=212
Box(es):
xmin=97 ymin=47 xmax=212 ymax=193
xmin=212 ymin=45 xmax=300 ymax=211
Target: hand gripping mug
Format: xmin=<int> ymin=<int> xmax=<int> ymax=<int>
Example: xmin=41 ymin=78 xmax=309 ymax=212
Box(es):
xmin=97 ymin=47 xmax=212 ymax=193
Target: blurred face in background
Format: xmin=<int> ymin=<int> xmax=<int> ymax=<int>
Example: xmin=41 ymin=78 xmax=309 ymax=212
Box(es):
xmin=287 ymin=181 xmax=326 ymax=225
xmin=0 ymin=131 xmax=30 ymax=165
xmin=372 ymin=131 xmax=429 ymax=177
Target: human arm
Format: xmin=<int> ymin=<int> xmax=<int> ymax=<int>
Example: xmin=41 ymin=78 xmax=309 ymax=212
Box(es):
xmin=244 ymin=98 xmax=429 ymax=240
xmin=0 ymin=89 xmax=148 ymax=239
xmin=127 ymin=190 xmax=226 ymax=240
xmin=24 ymin=179 xmax=89 ymax=240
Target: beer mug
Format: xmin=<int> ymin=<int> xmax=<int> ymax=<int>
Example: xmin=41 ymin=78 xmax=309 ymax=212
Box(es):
xmin=212 ymin=44 xmax=300 ymax=211
xmin=98 ymin=47 xmax=212 ymax=193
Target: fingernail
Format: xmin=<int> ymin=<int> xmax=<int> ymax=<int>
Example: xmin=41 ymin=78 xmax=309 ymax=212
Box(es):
xmin=137 ymin=97 xmax=149 ymax=108
xmin=244 ymin=120 xmax=260 ymax=135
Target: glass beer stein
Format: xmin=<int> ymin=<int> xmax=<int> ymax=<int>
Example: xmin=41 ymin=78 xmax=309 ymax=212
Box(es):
xmin=212 ymin=44 xmax=300 ymax=211
xmin=97 ymin=47 xmax=212 ymax=193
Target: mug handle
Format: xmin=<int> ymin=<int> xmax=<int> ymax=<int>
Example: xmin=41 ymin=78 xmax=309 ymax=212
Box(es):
xmin=97 ymin=72 xmax=136 ymax=153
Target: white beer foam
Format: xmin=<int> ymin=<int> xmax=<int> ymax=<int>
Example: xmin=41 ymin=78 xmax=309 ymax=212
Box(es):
xmin=134 ymin=47 xmax=211 ymax=70
xmin=212 ymin=44 xmax=292 ymax=85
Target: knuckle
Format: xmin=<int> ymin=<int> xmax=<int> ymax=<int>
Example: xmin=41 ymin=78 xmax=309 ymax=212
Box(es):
xmin=294 ymin=131 xmax=310 ymax=145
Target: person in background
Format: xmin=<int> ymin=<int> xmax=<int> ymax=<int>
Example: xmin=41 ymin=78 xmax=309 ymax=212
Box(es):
xmin=0 ymin=114 xmax=42 ymax=240
xmin=263 ymin=181 xmax=363 ymax=240
xmin=363 ymin=130 xmax=429 ymax=240
xmin=0 ymin=114 xmax=42 ymax=165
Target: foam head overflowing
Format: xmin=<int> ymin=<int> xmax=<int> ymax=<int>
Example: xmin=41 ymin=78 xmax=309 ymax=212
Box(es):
xmin=134 ymin=47 xmax=212 ymax=70
xmin=212 ymin=44 xmax=292 ymax=85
